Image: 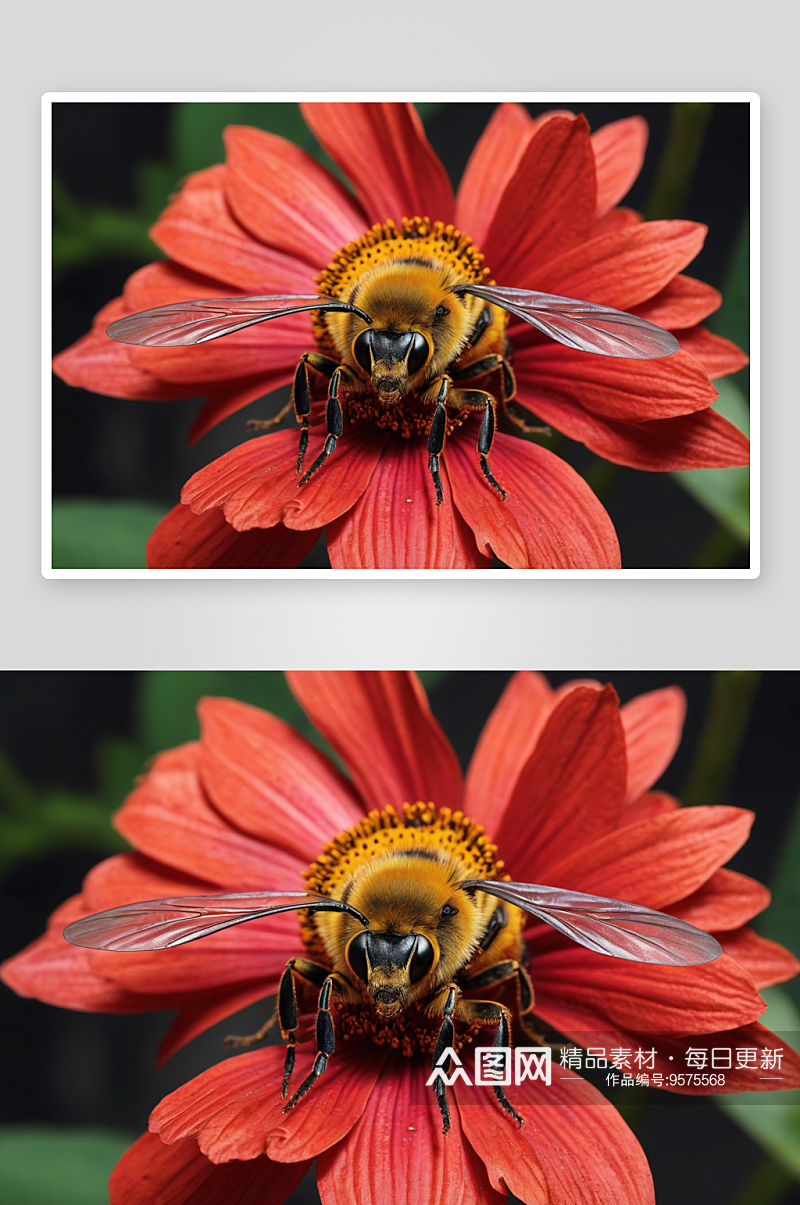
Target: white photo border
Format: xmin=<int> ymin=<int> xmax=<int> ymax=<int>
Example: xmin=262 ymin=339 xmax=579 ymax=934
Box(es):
xmin=42 ymin=91 xmax=760 ymax=581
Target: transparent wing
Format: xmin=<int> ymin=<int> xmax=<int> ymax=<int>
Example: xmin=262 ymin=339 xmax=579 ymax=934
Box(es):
xmin=106 ymin=295 xmax=371 ymax=347
xmin=461 ymin=880 xmax=721 ymax=966
xmin=62 ymin=891 xmax=368 ymax=952
xmin=453 ymin=284 xmax=679 ymax=360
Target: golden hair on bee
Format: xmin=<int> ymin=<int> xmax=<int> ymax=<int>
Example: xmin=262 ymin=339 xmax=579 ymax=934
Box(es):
xmin=313 ymin=848 xmax=491 ymax=1016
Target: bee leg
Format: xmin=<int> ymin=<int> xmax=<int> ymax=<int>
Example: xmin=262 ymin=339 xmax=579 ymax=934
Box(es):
xmin=447 ymin=388 xmax=507 ymax=500
xmin=451 ymin=353 xmax=504 ymax=382
xmin=425 ymin=376 xmax=451 ymax=507
xmin=461 ymin=959 xmax=535 ymax=1017
xmin=298 ymin=367 xmax=346 ymax=487
xmin=503 ymin=401 xmax=551 ymax=437
xmin=427 ymin=983 xmax=460 ymax=1134
xmin=245 ymin=398 xmax=293 ymax=434
xmin=282 ymin=971 xmax=358 ymax=1112
xmin=269 ymin=957 xmax=328 ymax=1097
xmin=477 ymin=399 xmax=507 ymax=500
xmin=454 ymin=998 xmax=523 ymax=1128
xmin=222 ymin=1003 xmax=279 ymax=1050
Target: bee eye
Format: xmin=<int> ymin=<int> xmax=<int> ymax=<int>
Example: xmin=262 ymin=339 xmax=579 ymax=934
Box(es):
xmin=441 ymin=904 xmax=458 ymax=918
xmin=345 ymin=931 xmax=369 ymax=983
xmin=434 ymin=305 xmax=450 ymax=318
xmin=353 ymin=329 xmax=373 ymax=374
xmin=409 ymin=935 xmax=435 ymax=984
xmin=406 ymin=332 xmax=430 ymax=376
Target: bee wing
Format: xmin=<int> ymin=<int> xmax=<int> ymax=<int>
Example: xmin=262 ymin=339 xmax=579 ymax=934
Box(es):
xmin=460 ymin=880 xmax=721 ymax=966
xmin=62 ymin=891 xmax=368 ymax=952
xmin=106 ymin=295 xmax=370 ymax=347
xmin=452 ymin=283 xmax=679 ymax=360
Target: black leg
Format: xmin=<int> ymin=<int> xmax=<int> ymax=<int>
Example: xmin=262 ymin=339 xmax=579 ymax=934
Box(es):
xmin=429 ymin=984 xmax=458 ymax=1134
xmin=292 ymin=357 xmax=313 ymax=474
xmin=278 ymin=962 xmax=301 ymax=1098
xmin=298 ymin=369 xmax=344 ymax=487
xmin=478 ymin=400 xmax=507 ymax=499
xmin=491 ymin=1012 xmax=523 ymax=1127
xmin=426 ymin=378 xmax=450 ymax=507
xmin=283 ymin=977 xmax=337 ymax=1111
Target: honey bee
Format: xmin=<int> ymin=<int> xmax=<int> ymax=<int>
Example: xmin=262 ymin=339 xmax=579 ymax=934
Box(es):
xmin=65 ymin=841 xmax=718 ymax=1133
xmin=107 ymin=218 xmax=679 ymax=505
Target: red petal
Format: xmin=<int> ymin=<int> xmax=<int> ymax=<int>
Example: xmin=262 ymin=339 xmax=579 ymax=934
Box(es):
xmin=463 ymin=672 xmax=556 ymax=832
xmin=633 ymin=273 xmax=721 ymax=327
xmin=326 ymin=439 xmax=492 ymax=568
xmin=544 ymin=806 xmax=755 ymax=908
xmin=301 ymin=102 xmax=454 ymax=228
xmin=618 ymin=790 xmax=681 ymax=827
xmin=642 ymin=1022 xmax=800 ymax=1094
xmin=182 ymin=427 xmax=387 ymax=533
xmin=592 ymin=117 xmax=648 ymax=219
xmin=456 ymin=1066 xmax=654 ymax=1205
xmin=318 ymin=1056 xmax=505 ymax=1205
xmin=126 ymin=320 xmax=310 ymax=386
xmin=621 ymin=687 xmax=686 ymax=804
xmin=676 ymin=325 xmax=750 ymax=378
xmin=670 ymin=869 xmax=771 ymax=932
xmin=147 ymin=504 xmax=320 ymax=570
xmin=286 ymin=672 xmax=463 ymax=816
xmin=497 ymin=685 xmax=627 ymax=879
xmin=53 ymin=299 xmax=193 ymax=401
xmin=448 ymin=431 xmax=621 ymax=569
xmin=718 ymin=927 xmax=800 ymax=989
xmin=533 ymin=947 xmax=764 ymax=1034
xmin=532 ymin=220 xmax=707 ymax=310
xmin=455 ymin=103 xmax=534 ymax=244
xmin=80 ymin=855 xmax=299 ymax=997
xmin=115 ymin=744 xmax=308 ymax=888
xmin=223 ymin=125 xmax=366 ymax=267
xmin=110 ymin=1131 xmax=310 ymax=1205
xmin=198 ymin=697 xmax=364 ymax=857
xmin=0 ymin=896 xmax=167 ymax=1014
xmin=151 ymin=166 xmax=317 ymax=294
xmin=482 ymin=116 xmax=597 ymax=286
xmin=592 ymin=207 xmax=643 ymax=236
xmin=511 ymin=390 xmax=750 ymax=470
xmin=514 ymin=345 xmax=718 ymax=422
xmin=151 ymin=1044 xmax=384 ymax=1163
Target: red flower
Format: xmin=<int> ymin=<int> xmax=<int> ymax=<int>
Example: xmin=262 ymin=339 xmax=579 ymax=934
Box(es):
xmin=53 ymin=104 xmax=749 ymax=569
xmin=3 ymin=674 xmax=795 ymax=1205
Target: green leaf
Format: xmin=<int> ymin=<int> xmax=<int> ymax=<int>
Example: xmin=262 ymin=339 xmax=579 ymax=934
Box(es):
xmin=0 ymin=1126 xmax=134 ymax=1205
xmin=710 ymin=212 xmax=750 ymax=360
xmin=135 ymin=671 xmax=302 ymax=755
xmin=716 ymin=987 xmax=800 ymax=1181
xmin=671 ymin=377 xmax=750 ymax=543
xmin=52 ymin=499 xmax=168 ymax=570
xmin=52 ymin=177 xmax=162 ymax=278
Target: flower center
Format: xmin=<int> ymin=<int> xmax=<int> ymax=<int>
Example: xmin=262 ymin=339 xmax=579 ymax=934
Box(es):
xmin=300 ymin=803 xmax=520 ymax=1057
xmin=308 ymin=217 xmax=509 ymax=437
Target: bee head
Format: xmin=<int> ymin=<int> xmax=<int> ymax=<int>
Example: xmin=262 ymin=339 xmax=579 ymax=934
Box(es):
xmin=339 ymin=851 xmax=484 ymax=1014
xmin=344 ymin=260 xmax=472 ymax=400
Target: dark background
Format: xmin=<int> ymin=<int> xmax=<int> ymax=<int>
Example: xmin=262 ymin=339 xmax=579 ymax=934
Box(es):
xmin=0 ymin=671 xmax=797 ymax=1204
xmin=51 ymin=101 xmax=751 ymax=569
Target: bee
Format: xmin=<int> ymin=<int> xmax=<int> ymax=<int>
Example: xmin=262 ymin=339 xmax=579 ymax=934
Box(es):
xmin=65 ymin=847 xmax=718 ymax=1133
xmin=107 ymin=223 xmax=679 ymax=505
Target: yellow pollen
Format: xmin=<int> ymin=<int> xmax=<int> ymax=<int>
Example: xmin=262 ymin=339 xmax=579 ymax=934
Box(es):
xmin=314 ymin=216 xmax=491 ymax=306
xmin=303 ymin=801 xmax=504 ymax=898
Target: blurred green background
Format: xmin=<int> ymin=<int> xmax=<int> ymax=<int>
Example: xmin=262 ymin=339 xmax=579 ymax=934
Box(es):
xmin=0 ymin=671 xmax=797 ymax=1205
xmin=51 ymin=101 xmax=750 ymax=570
